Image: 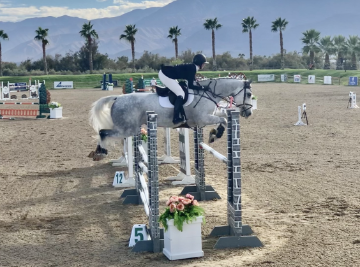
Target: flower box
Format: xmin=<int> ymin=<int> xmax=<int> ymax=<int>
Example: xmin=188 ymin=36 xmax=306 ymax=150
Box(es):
xmin=163 ymin=216 xmax=204 ymax=260
xmin=108 ymin=85 xmax=114 ymax=91
xmin=50 ymin=107 xmax=63 ymax=119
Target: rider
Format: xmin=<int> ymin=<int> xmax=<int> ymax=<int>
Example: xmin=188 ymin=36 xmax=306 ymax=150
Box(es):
xmin=159 ymin=53 xmax=208 ymax=124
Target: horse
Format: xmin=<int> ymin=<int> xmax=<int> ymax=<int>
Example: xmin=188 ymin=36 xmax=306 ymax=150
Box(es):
xmin=89 ymin=78 xmax=253 ymax=160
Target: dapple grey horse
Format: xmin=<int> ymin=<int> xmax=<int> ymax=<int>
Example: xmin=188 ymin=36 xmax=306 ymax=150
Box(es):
xmin=89 ymin=78 xmax=253 ymax=160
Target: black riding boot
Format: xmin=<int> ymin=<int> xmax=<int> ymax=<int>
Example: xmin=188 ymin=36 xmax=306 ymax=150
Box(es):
xmin=173 ymin=96 xmax=186 ymax=124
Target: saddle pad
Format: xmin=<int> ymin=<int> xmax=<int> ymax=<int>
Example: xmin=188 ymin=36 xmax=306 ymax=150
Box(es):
xmin=159 ymin=90 xmax=195 ymax=108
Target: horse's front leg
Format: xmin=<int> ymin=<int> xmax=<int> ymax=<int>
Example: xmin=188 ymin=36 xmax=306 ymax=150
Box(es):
xmin=198 ymin=115 xmax=227 ymax=143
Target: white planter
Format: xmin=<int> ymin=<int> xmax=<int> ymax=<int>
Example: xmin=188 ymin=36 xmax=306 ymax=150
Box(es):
xmin=108 ymin=85 xmax=114 ymax=91
xmin=50 ymin=107 xmax=63 ymax=119
xmin=163 ymin=216 xmax=204 ymax=260
xmin=252 ymin=99 xmax=257 ymax=110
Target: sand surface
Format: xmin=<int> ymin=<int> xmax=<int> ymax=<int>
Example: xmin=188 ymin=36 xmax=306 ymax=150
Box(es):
xmin=0 ymin=83 xmax=359 ymax=267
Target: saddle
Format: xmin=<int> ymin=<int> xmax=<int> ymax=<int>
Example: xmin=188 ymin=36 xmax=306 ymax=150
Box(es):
xmin=155 ymin=81 xmax=189 ymax=105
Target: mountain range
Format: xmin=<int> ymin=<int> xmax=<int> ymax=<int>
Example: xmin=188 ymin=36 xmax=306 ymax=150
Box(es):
xmin=1 ymin=0 xmax=360 ymax=63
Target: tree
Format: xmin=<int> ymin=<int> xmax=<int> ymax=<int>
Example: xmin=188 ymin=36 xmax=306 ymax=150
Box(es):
xmin=120 ymin=24 xmax=138 ymax=72
xmin=317 ymin=36 xmax=334 ymax=69
xmin=204 ymin=18 xmax=222 ymax=70
xmin=271 ymin=17 xmax=288 ymax=70
xmin=34 ymin=27 xmax=49 ymax=75
xmin=168 ymin=26 xmax=181 ymax=59
xmin=333 ymin=35 xmax=347 ymax=70
xmin=345 ymin=35 xmax=360 ymax=70
xmin=301 ymin=29 xmax=321 ymax=69
xmin=79 ymin=21 xmax=99 ymax=74
xmin=242 ymin=16 xmax=259 ymax=71
xmin=0 ymin=30 xmax=9 ymax=76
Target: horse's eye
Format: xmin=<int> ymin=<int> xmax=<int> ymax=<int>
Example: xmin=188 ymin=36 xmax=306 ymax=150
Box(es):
xmin=247 ymin=93 xmax=252 ymax=98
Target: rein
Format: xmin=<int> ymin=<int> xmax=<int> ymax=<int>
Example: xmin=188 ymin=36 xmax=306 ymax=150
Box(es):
xmin=191 ymin=79 xmax=252 ymax=110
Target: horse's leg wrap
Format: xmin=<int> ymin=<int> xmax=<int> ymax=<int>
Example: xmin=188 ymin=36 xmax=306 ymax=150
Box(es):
xmin=216 ymin=124 xmax=225 ymax=138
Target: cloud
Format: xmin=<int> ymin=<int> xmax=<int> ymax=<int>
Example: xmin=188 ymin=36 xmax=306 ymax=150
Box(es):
xmin=0 ymin=0 xmax=175 ymax=22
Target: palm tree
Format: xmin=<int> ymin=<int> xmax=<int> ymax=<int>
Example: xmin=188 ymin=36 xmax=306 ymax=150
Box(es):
xmin=345 ymin=35 xmax=360 ymax=70
xmin=301 ymin=29 xmax=321 ymax=69
xmin=168 ymin=26 xmax=181 ymax=59
xmin=242 ymin=16 xmax=259 ymax=71
xmin=333 ymin=35 xmax=347 ymax=70
xmin=271 ymin=17 xmax=288 ymax=70
xmin=317 ymin=36 xmax=335 ymax=69
xmin=0 ymin=30 xmax=9 ymax=76
xmin=34 ymin=27 xmax=49 ymax=75
xmin=203 ymin=18 xmax=222 ymax=70
xmin=120 ymin=24 xmax=138 ymax=72
xmin=79 ymin=21 xmax=99 ymax=74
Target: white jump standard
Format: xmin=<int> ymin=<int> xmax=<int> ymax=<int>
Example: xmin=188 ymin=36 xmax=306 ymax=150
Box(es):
xmin=348 ymin=92 xmax=359 ymax=108
xmin=294 ymin=103 xmax=308 ymax=126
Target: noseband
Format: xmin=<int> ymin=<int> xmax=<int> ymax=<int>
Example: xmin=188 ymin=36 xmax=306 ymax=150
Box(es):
xmin=231 ymin=81 xmax=253 ymax=111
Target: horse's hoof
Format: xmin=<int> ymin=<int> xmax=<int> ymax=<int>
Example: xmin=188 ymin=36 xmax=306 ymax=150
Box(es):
xmin=93 ymin=153 xmax=106 ymax=161
xmin=88 ymin=151 xmax=95 ymax=158
xmin=209 ymin=129 xmax=217 ymax=143
xmin=209 ymin=135 xmax=216 ymax=143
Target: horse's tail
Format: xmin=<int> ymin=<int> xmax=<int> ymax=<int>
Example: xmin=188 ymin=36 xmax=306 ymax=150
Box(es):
xmin=89 ymin=96 xmax=117 ymax=133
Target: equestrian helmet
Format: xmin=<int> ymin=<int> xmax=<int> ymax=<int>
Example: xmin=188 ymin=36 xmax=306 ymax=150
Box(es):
xmin=193 ymin=54 xmax=209 ymax=67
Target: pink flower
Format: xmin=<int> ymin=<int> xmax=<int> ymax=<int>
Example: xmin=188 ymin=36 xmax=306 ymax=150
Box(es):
xmin=192 ymin=200 xmax=199 ymax=206
xmin=176 ymin=203 xmax=185 ymax=211
xmin=166 ymin=199 xmax=171 ymax=206
xmin=170 ymin=196 xmax=179 ymax=203
xmin=140 ymin=128 xmax=147 ymax=135
xmin=169 ymin=203 xmax=177 ymax=213
xmin=186 ymin=194 xmax=194 ymax=200
xmin=181 ymin=198 xmax=192 ymax=205
xmin=178 ymin=197 xmax=185 ymax=201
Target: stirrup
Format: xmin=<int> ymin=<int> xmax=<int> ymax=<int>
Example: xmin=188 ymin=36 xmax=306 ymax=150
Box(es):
xmin=173 ymin=117 xmax=186 ymax=125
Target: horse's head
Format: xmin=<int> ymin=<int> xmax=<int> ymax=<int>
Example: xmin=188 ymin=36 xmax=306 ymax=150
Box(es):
xmin=231 ymin=79 xmax=253 ymax=118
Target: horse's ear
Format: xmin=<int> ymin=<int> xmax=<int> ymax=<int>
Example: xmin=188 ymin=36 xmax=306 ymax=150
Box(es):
xmin=248 ymin=79 xmax=253 ymax=84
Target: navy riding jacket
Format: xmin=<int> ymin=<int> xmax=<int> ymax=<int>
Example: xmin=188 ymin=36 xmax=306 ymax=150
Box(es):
xmin=161 ymin=63 xmax=203 ymax=90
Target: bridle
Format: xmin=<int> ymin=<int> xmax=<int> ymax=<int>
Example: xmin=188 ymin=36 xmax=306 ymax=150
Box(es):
xmin=232 ymin=80 xmax=253 ymax=113
xmin=193 ymin=79 xmax=253 ymax=113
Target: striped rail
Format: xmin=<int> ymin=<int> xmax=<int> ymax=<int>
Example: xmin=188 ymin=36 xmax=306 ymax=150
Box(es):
xmin=0 ymin=102 xmax=40 ymax=117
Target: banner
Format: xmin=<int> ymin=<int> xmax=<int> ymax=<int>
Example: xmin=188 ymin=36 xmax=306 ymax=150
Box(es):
xmin=349 ymin=77 xmax=358 ymax=86
xmin=294 ymin=75 xmax=301 ymax=83
xmin=257 ymin=74 xmax=275 ymax=82
xmin=308 ymin=75 xmax=315 ymax=84
xmin=281 ymin=74 xmax=288 ymax=82
xmin=324 ymin=76 xmax=332 ymax=85
xmin=54 ymin=81 xmax=74 ymax=89
xmin=8 ymin=82 xmax=27 ymax=91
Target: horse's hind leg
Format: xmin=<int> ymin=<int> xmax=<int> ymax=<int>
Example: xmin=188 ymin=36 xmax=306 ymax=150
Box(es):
xmin=90 ymin=129 xmax=119 ymax=161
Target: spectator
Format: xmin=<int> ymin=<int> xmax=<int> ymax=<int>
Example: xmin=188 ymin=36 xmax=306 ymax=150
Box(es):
xmin=150 ymin=77 xmax=157 ymax=92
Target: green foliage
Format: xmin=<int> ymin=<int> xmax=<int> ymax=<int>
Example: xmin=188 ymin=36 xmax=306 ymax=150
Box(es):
xmin=159 ymin=204 xmax=205 ymax=232
xmin=159 ymin=195 xmax=205 ymax=232
xmin=39 ymin=83 xmax=47 ymax=104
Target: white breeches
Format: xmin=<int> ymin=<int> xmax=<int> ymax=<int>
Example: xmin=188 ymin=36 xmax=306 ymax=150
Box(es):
xmin=158 ymin=70 xmax=185 ymax=98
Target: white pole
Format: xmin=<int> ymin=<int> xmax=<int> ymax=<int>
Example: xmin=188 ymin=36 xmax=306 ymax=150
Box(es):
xmin=170 ymin=128 xmax=195 ymax=185
xmin=158 ymin=128 xmax=180 ymax=164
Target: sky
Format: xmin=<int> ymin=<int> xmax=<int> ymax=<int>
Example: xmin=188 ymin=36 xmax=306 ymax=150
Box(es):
xmin=0 ymin=0 xmax=175 ymax=22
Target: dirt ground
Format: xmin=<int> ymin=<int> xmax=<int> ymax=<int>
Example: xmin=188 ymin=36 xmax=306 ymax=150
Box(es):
xmin=0 ymin=83 xmax=359 ymax=267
